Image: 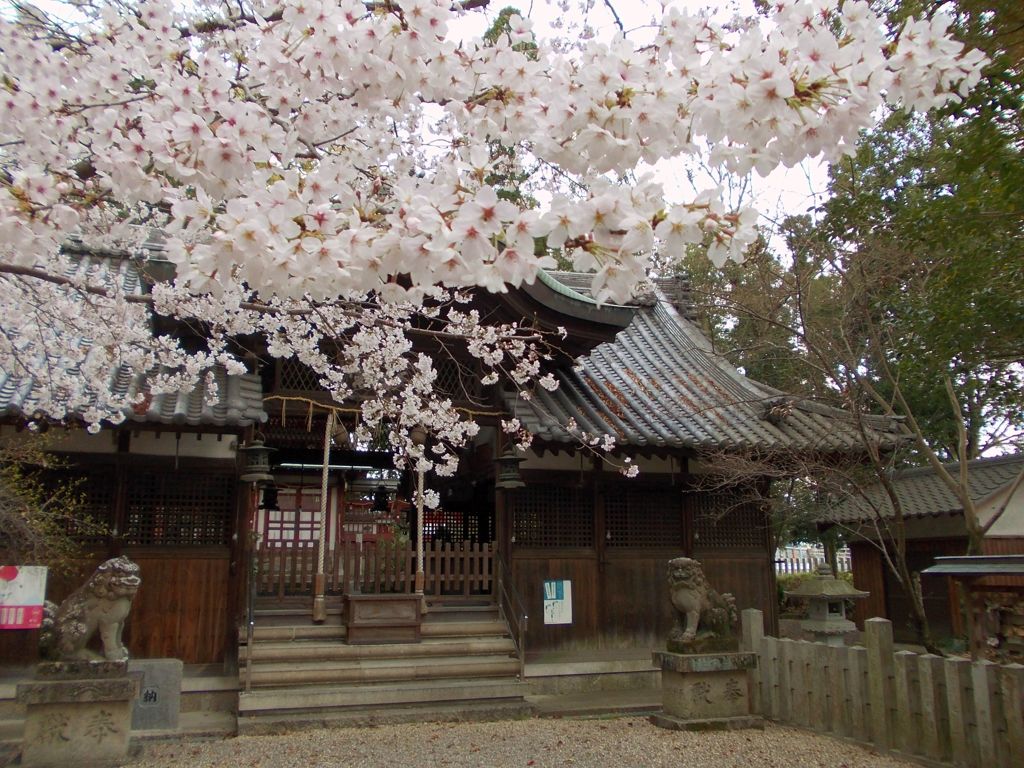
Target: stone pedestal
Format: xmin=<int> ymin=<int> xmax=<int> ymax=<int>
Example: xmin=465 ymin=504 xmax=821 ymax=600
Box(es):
xmin=651 ymin=651 xmax=763 ymax=731
xmin=16 ymin=661 xmax=139 ymax=768
xmin=128 ymin=658 xmax=182 ymax=732
xmin=346 ymin=594 xmax=422 ymax=644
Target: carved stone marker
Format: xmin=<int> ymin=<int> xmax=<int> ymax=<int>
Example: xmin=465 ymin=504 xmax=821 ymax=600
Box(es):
xmin=16 ymin=661 xmax=139 ymax=768
xmin=651 ymin=651 xmax=762 ymax=730
xmin=18 ymin=559 xmax=142 ymax=767
xmin=128 ymin=659 xmax=182 ymax=732
xmin=652 ymin=557 xmax=763 ymax=731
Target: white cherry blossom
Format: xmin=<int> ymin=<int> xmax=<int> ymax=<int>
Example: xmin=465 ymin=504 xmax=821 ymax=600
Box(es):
xmin=0 ymin=0 xmax=986 ymax=472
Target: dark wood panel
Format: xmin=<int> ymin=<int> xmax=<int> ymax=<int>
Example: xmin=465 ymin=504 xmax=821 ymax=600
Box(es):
xmin=850 ymin=541 xmax=886 ymax=627
xmin=981 ymin=537 xmax=1024 ymax=587
xmin=696 ymin=550 xmax=778 ymax=635
xmin=125 ymin=550 xmax=231 ymax=663
xmin=512 ymin=555 xmax=599 ymax=652
xmin=601 ymin=557 xmax=676 ymax=648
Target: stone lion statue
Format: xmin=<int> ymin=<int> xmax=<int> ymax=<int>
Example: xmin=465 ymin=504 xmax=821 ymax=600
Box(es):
xmin=40 ymin=556 xmax=142 ymax=661
xmin=667 ymin=557 xmax=737 ymax=650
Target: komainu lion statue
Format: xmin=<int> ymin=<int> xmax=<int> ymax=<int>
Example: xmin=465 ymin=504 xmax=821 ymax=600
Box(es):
xmin=667 ymin=557 xmax=738 ymax=650
xmin=39 ymin=556 xmax=142 ymax=661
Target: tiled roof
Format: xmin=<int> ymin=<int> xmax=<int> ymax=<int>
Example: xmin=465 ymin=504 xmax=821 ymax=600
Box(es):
xmin=504 ymin=273 xmax=906 ymax=453
xmin=828 ymin=454 xmax=1024 ymax=523
xmin=0 ymin=251 xmax=266 ymax=429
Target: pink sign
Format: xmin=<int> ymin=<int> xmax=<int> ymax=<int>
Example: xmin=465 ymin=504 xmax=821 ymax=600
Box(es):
xmin=0 ymin=565 xmax=48 ymax=630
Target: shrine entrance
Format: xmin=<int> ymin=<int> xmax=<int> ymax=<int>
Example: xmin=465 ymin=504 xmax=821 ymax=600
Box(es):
xmin=250 ymin=448 xmax=496 ymax=603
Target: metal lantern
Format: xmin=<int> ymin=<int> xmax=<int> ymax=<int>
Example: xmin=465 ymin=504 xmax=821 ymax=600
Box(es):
xmin=259 ymin=484 xmax=280 ymax=511
xmin=239 ymin=438 xmax=276 ymax=484
xmin=495 ymin=449 xmax=525 ymax=490
xmin=409 ymin=424 xmax=428 ymax=447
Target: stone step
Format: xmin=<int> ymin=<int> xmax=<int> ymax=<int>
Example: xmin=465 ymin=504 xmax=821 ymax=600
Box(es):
xmin=246 ymin=617 xmax=507 ymax=645
xmin=0 ymin=717 xmax=22 ymax=744
xmin=238 ymin=676 xmax=526 ymax=716
xmin=244 ymin=654 xmax=521 ymax=687
xmin=421 ymin=619 xmax=507 ymax=637
xmin=236 ymin=698 xmax=533 ymax=735
xmin=250 ymin=624 xmax=347 ymax=643
xmin=240 ymin=636 xmax=515 ymax=663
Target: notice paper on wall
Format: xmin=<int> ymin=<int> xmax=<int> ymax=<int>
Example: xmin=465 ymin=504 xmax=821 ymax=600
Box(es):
xmin=0 ymin=565 xmax=48 ymax=629
xmin=542 ymin=579 xmax=572 ymax=625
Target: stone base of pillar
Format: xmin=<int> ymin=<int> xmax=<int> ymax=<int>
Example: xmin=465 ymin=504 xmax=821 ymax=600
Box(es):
xmin=16 ymin=661 xmax=139 ymax=768
xmin=650 ymin=651 xmax=763 ymax=732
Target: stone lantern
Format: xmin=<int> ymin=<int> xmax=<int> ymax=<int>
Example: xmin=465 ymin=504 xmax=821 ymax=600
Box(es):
xmin=494 ymin=449 xmax=526 ymax=490
xmin=785 ymin=563 xmax=868 ymax=646
xmin=239 ymin=438 xmax=275 ymax=484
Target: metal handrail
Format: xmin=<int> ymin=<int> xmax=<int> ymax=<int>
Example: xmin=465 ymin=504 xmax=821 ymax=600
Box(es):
xmin=244 ymin=533 xmax=259 ymax=694
xmin=494 ymin=549 xmax=528 ymax=679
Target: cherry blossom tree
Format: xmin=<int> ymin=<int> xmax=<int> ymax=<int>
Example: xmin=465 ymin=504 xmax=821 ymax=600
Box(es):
xmin=0 ymin=0 xmax=985 ymax=478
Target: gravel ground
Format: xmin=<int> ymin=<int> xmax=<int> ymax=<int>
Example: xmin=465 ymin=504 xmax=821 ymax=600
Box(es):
xmin=125 ymin=718 xmax=919 ymax=768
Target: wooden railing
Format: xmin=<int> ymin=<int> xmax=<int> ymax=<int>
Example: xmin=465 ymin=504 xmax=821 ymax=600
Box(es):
xmin=255 ymin=539 xmax=494 ymax=598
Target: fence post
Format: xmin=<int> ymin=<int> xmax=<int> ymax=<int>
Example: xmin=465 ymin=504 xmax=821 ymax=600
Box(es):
xmin=1001 ymin=663 xmax=1024 ymax=768
xmin=944 ymin=656 xmax=973 ymax=767
xmin=971 ymin=660 xmax=1000 ymax=768
xmin=865 ymin=618 xmax=895 ymax=750
xmin=777 ymin=638 xmax=795 ymax=722
xmin=848 ymin=645 xmax=869 ymax=742
xmin=809 ymin=643 xmax=830 ymax=732
xmin=741 ymin=609 xmax=764 ymax=716
xmin=790 ymin=642 xmax=809 ymax=727
xmin=761 ymin=636 xmax=780 ymax=719
xmin=893 ymin=650 xmax=919 ymax=757
xmin=917 ymin=653 xmax=949 ymax=763
xmin=828 ymin=645 xmax=847 ymax=737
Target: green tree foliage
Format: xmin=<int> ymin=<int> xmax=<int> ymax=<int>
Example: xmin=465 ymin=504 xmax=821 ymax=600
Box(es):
xmin=688 ymin=0 xmax=1024 ymax=646
xmin=817 ymin=107 xmax=1024 ymax=460
xmin=0 ymin=435 xmax=104 ymax=575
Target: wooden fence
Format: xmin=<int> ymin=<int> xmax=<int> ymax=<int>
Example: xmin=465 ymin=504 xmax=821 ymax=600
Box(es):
xmin=255 ymin=539 xmax=493 ymax=599
xmin=741 ymin=609 xmax=1024 ymax=767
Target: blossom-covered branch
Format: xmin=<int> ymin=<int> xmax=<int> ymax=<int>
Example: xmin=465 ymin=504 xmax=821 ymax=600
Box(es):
xmin=0 ymin=0 xmax=985 ymax=469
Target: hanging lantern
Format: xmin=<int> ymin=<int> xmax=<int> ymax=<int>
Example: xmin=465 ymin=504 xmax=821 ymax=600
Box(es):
xmin=239 ymin=438 xmax=276 ymax=484
xmin=494 ymin=450 xmax=525 ymax=490
xmin=409 ymin=424 xmax=427 ymax=447
xmin=259 ymin=484 xmax=280 ymax=511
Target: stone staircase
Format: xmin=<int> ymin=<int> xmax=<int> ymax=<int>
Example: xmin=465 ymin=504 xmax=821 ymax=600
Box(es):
xmin=237 ymin=598 xmax=530 ymax=733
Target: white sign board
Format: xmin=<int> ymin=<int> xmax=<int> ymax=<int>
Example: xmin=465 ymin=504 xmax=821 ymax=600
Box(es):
xmin=0 ymin=565 xmax=48 ymax=629
xmin=542 ymin=579 xmax=572 ymax=625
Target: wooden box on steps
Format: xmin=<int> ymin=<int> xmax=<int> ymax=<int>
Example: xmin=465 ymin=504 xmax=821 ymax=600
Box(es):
xmin=346 ymin=594 xmax=423 ymax=644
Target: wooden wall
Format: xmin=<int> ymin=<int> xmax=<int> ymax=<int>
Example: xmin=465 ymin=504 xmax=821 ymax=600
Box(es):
xmin=850 ymin=541 xmax=886 ymax=626
xmin=697 ymin=549 xmax=778 ymax=636
xmin=506 ymin=468 xmax=780 ymax=653
xmin=851 ymin=537 xmax=966 ymax=642
xmin=124 ymin=549 xmax=231 ymax=663
xmin=0 ymin=549 xmax=231 ymax=666
xmin=512 ymin=547 xmax=776 ymax=652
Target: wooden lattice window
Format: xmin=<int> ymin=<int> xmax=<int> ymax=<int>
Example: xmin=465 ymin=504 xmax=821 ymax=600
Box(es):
xmin=605 ymin=486 xmax=683 ymax=548
xmin=434 ymin=358 xmax=480 ymax=402
xmin=277 ymin=359 xmax=321 ymax=392
xmin=424 ymin=507 xmax=481 ymax=542
xmin=689 ymin=491 xmax=766 ymax=550
xmin=513 ymin=484 xmax=592 ymax=548
xmin=124 ymin=470 xmax=235 ymax=546
xmin=37 ymin=467 xmax=115 ymax=545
